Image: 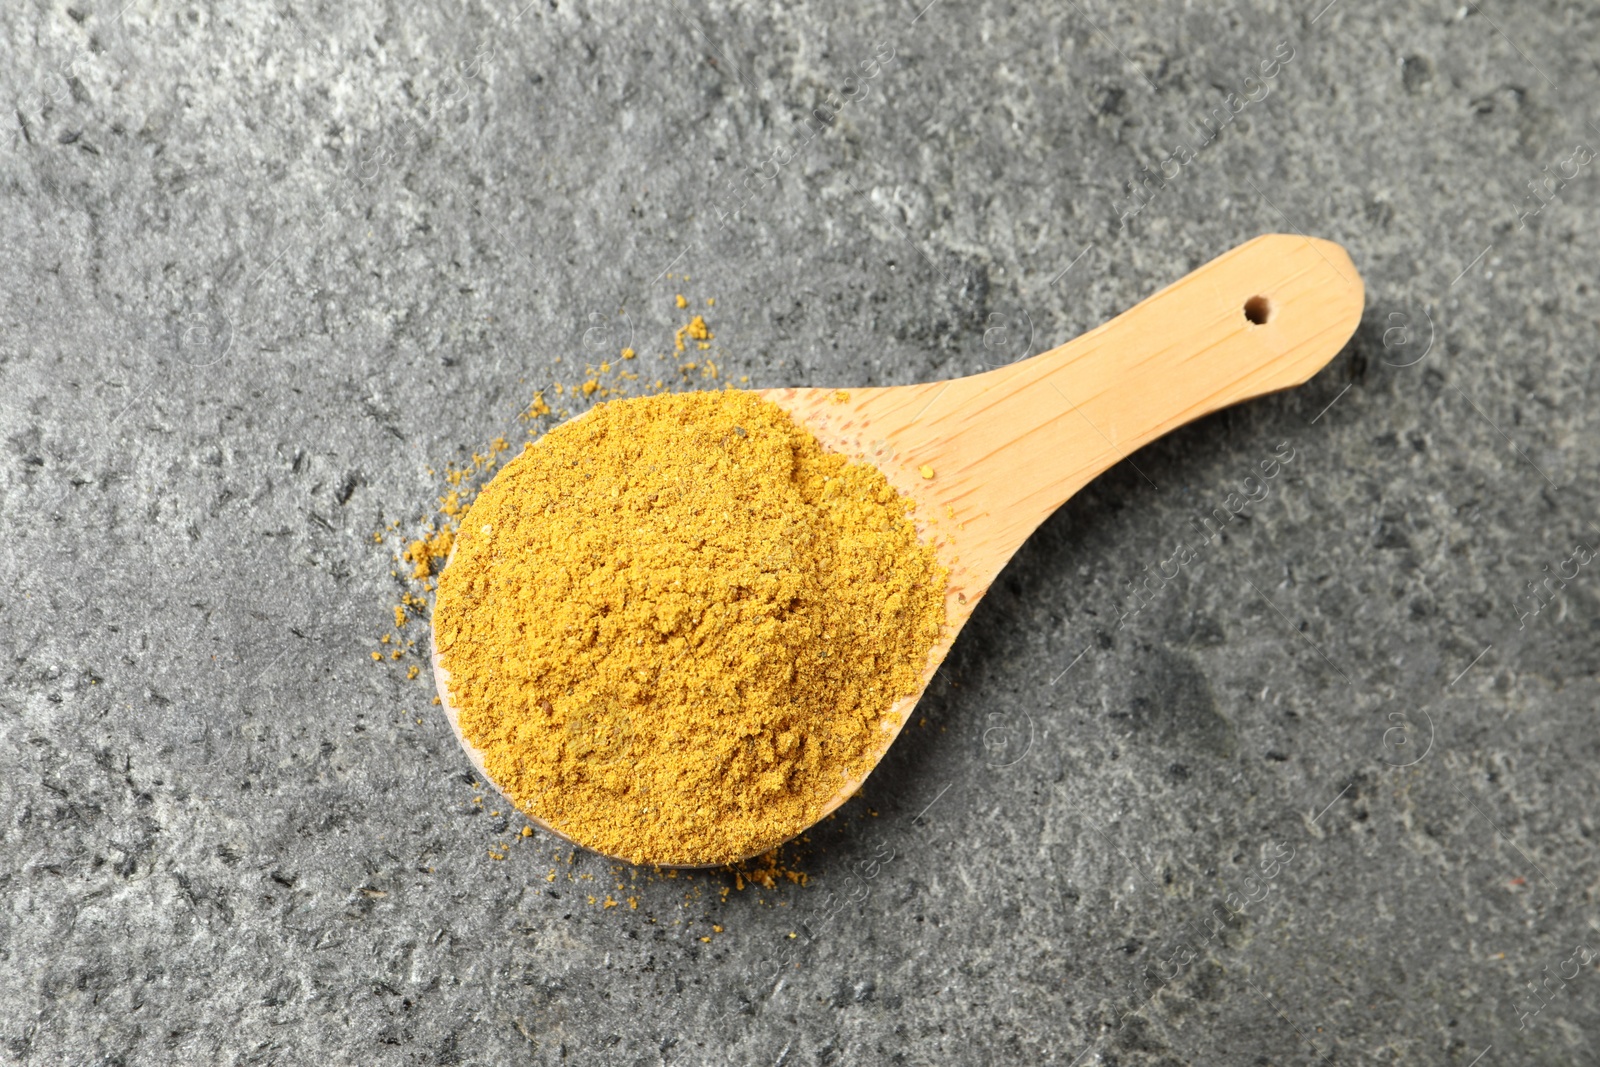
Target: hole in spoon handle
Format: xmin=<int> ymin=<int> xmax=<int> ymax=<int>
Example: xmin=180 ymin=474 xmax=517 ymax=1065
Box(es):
xmin=940 ymin=234 xmax=1365 ymax=575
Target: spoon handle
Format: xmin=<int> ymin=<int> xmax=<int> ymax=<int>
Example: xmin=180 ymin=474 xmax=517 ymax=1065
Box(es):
xmin=913 ymin=233 xmax=1364 ymax=582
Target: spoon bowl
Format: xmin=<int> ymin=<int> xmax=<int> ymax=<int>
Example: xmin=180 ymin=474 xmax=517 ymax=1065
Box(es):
xmin=433 ymin=233 xmax=1365 ymax=866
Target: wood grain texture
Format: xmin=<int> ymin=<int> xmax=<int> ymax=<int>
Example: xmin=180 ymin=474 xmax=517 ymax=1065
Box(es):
xmin=434 ymin=232 xmax=1365 ymax=865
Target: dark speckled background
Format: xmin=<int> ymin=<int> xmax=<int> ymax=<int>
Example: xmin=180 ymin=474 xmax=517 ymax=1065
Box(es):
xmin=2 ymin=1 xmax=1598 ymax=1064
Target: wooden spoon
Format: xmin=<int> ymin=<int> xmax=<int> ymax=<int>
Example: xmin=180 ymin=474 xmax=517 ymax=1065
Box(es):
xmin=433 ymin=232 xmax=1364 ymax=866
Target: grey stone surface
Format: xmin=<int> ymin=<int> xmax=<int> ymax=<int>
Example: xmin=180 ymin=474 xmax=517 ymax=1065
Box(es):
xmin=2 ymin=1 xmax=1598 ymax=1063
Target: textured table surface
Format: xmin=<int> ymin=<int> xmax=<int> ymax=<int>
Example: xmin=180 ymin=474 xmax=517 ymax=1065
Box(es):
xmin=3 ymin=2 xmax=1598 ymax=1064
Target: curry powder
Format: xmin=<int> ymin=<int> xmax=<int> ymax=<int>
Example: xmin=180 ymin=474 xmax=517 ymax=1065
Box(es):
xmin=434 ymin=390 xmax=945 ymax=865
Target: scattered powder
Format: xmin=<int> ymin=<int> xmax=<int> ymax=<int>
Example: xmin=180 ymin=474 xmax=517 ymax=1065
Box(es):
xmin=674 ymin=314 xmax=711 ymax=353
xmin=403 ymin=528 xmax=455 ymax=580
xmin=732 ymin=847 xmax=809 ymax=890
xmin=434 ymin=389 xmax=946 ymax=865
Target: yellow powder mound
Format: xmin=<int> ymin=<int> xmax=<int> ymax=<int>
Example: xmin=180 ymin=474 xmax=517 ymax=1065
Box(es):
xmin=433 ymin=390 xmax=946 ymax=865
